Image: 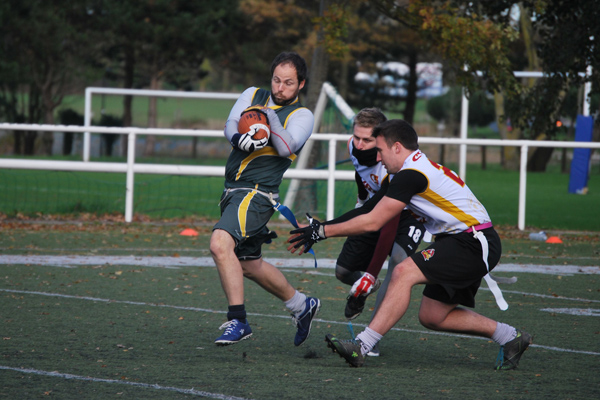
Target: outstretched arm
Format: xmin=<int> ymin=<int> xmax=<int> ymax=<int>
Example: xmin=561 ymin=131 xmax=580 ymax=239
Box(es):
xmin=288 ymin=196 xmax=406 ymax=255
xmin=325 ymin=196 xmax=406 ymax=238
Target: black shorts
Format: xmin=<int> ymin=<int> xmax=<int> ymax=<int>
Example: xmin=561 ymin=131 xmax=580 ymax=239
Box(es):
xmin=412 ymin=227 xmax=502 ymax=308
xmin=213 ymin=188 xmax=277 ymax=260
xmin=336 ymin=210 xmax=425 ymax=272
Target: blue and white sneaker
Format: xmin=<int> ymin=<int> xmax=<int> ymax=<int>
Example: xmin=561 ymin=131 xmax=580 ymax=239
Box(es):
xmin=292 ymin=297 xmax=321 ymax=346
xmin=214 ymin=319 xmax=252 ymax=346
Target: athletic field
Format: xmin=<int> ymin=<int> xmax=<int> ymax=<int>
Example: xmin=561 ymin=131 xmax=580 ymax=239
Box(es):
xmin=1 ymin=221 xmax=598 ymax=399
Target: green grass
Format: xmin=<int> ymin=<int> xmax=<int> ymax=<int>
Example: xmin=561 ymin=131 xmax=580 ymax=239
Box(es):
xmin=1 ymin=223 xmax=599 ymax=399
xmin=1 ymin=163 xmax=599 ymax=231
xmin=58 ymin=94 xmax=237 ymax=129
xmin=465 ymin=164 xmax=600 ymax=231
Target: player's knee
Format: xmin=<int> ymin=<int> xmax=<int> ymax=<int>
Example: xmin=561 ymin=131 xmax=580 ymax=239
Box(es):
xmin=335 ymin=264 xmax=355 ymax=285
xmin=418 ymin=312 xmax=443 ymax=330
xmin=209 ymin=229 xmax=231 ymax=258
xmin=389 ymin=246 xmax=408 ymax=266
xmin=390 ymin=260 xmax=411 ymax=279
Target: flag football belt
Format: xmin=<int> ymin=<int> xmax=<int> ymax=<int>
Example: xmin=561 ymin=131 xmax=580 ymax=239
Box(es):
xmin=469 ymin=223 xmax=509 ymax=311
xmin=464 ymin=221 xmax=493 ymax=233
xmin=223 ymin=187 xmax=318 ymax=268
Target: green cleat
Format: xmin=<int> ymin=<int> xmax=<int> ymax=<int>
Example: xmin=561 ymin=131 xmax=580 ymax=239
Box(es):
xmin=495 ymin=329 xmax=533 ymax=370
xmin=325 ymin=334 xmax=365 ymax=367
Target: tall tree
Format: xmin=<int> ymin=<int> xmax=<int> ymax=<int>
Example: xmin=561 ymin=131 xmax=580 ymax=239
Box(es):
xmin=0 ymin=0 xmax=98 ymax=155
xmin=90 ymin=0 xmax=242 ymax=156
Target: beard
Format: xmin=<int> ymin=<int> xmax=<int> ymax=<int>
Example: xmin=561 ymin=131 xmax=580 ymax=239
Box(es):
xmin=271 ymin=89 xmax=299 ymax=106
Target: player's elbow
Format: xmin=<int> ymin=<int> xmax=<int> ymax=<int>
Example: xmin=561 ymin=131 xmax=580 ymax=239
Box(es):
xmin=362 ymin=217 xmax=384 ymax=233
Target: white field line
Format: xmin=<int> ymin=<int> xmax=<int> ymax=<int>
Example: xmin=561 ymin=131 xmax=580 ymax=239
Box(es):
xmin=539 ymin=308 xmax=600 ymax=317
xmin=1 ymin=288 xmax=598 ymax=357
xmin=1 ymin=255 xmax=599 ymax=275
xmin=0 ymin=365 xmax=251 ymax=400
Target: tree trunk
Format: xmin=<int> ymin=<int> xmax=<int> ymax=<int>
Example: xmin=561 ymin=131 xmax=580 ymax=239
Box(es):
xmin=41 ymin=107 xmax=55 ymax=155
xmin=121 ymin=44 xmax=135 ymax=157
xmin=403 ymin=48 xmax=418 ymax=125
xmin=293 ymin=45 xmax=329 ymax=217
xmin=493 ymin=91 xmax=519 ymax=170
xmin=292 ymin=0 xmax=332 ymax=217
xmin=143 ymin=73 xmax=159 ymax=157
xmin=528 ymin=146 xmax=554 ymax=172
xmin=62 ymin=133 xmax=73 ymax=155
xmin=338 ymin=54 xmax=349 ymax=99
xmin=481 ymin=145 xmax=487 ymax=170
xmin=24 ymin=132 xmax=38 ymax=155
xmin=13 ymin=132 xmax=23 ymax=155
xmin=24 ymin=86 xmax=41 ymax=155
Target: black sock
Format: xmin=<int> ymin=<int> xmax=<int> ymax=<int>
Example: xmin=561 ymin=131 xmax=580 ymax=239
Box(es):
xmin=227 ymin=304 xmax=247 ymax=324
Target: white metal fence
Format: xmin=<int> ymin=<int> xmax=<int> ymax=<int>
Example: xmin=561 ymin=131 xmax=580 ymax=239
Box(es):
xmin=83 ymin=87 xmax=241 ymax=162
xmin=1 ymin=122 xmax=598 ymax=229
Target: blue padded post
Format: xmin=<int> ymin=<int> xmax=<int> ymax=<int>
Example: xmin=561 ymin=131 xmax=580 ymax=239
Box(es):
xmin=568 ymin=115 xmax=594 ymax=194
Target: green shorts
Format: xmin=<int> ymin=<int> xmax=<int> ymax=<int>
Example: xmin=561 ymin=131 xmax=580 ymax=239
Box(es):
xmin=213 ymin=188 xmax=277 ymax=260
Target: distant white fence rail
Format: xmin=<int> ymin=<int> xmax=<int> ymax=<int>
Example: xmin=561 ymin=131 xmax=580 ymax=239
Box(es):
xmin=83 ymin=87 xmax=241 ymax=162
xmin=1 ymin=122 xmax=599 ymax=229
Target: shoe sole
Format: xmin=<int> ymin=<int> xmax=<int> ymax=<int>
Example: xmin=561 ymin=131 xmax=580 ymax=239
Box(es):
xmin=324 ymin=334 xmax=362 ymax=367
xmin=214 ymin=333 xmax=253 ymax=346
xmin=295 ymin=299 xmax=321 ymax=347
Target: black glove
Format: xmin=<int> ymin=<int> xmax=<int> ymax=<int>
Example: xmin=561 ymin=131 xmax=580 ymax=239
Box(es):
xmin=289 ymin=213 xmax=327 ymax=252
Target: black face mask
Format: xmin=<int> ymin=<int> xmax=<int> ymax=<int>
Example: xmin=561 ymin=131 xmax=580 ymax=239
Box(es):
xmin=352 ymin=145 xmax=378 ymax=167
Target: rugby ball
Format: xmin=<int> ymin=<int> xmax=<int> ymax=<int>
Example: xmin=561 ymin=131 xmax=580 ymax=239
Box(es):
xmin=238 ymin=109 xmax=270 ymax=141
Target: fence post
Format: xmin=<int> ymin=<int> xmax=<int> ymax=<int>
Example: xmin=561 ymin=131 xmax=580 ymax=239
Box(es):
xmin=459 ymin=87 xmax=469 ymax=181
xmin=327 ymin=138 xmax=337 ymax=220
xmin=84 ymin=88 xmax=92 ymax=162
xmin=518 ymin=145 xmax=528 ymax=230
xmin=125 ymin=132 xmax=136 ymax=223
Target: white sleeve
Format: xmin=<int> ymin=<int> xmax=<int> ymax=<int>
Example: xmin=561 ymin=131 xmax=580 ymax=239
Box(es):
xmin=265 ymin=107 xmax=314 ymax=157
xmin=224 ymin=87 xmax=256 ymax=142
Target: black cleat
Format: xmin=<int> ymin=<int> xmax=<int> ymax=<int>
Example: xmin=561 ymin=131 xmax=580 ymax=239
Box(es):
xmin=495 ymin=329 xmax=533 ymax=370
xmin=325 ymin=334 xmax=365 ymax=367
xmin=344 ymin=279 xmax=381 ymax=320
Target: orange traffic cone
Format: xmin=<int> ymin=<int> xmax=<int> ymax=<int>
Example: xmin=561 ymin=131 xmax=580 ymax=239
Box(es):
xmin=545 ymin=236 xmax=563 ymax=244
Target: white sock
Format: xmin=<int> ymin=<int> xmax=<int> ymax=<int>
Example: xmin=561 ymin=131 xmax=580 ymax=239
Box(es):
xmin=284 ymin=291 xmax=307 ymax=316
xmin=356 ymin=327 xmax=383 ymax=356
xmin=492 ymin=322 xmax=517 ymax=345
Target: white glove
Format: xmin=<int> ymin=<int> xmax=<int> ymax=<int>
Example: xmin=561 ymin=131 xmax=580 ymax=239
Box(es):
xmin=237 ymin=128 xmax=269 ymax=152
xmin=350 ymin=272 xmax=376 ymax=297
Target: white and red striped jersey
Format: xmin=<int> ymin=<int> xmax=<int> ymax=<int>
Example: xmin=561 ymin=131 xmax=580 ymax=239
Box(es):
xmin=391 ymin=150 xmax=491 ymax=235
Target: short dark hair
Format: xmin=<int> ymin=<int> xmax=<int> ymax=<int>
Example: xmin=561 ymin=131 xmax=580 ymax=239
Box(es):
xmin=372 ymin=119 xmax=419 ymax=151
xmin=271 ymin=52 xmax=308 ymax=83
xmin=353 ymin=108 xmax=387 ymax=130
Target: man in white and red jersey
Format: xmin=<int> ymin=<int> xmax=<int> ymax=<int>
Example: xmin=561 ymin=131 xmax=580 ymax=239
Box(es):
xmin=336 ymin=108 xmax=424 ymax=357
xmin=289 ymin=119 xmax=532 ymax=370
